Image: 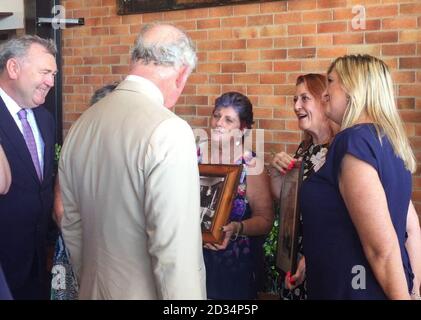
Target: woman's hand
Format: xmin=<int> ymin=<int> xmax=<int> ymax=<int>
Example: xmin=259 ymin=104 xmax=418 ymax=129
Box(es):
xmin=285 ymin=256 xmax=306 ymax=290
xmin=271 ymin=151 xmax=296 ymax=175
xmin=203 ymin=221 xmax=240 ymax=251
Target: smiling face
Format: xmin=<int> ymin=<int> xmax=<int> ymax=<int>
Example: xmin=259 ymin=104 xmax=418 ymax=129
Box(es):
xmin=293 ymin=83 xmax=327 ymax=135
xmin=326 ymin=69 xmax=349 ymax=125
xmin=210 ymin=106 xmax=242 ymax=143
xmin=10 ymin=43 xmax=57 ymax=108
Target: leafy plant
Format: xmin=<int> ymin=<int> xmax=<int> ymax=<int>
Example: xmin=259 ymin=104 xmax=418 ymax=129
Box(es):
xmin=262 ymin=202 xmax=280 ymax=294
xmin=54 ymin=143 xmax=62 ymax=162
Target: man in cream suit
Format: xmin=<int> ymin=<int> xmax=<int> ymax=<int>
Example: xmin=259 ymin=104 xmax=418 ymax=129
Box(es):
xmin=59 ymin=23 xmax=206 ymax=299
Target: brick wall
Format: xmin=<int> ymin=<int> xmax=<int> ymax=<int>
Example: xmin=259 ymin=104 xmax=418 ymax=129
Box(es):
xmin=61 ymin=0 xmax=421 ymax=212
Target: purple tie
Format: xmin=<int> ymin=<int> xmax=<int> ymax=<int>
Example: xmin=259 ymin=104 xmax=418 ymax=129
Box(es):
xmin=17 ymin=109 xmax=42 ymax=181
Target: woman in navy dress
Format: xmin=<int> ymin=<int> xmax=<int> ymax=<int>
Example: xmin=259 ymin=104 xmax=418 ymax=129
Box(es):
xmin=300 ymin=54 xmax=421 ymax=299
xmin=270 ymin=74 xmax=337 ymax=300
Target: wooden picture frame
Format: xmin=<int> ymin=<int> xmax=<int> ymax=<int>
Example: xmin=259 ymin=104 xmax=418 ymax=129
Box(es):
xmin=199 ymin=164 xmax=242 ymax=244
xmin=276 ymin=161 xmax=303 ymax=275
xmin=117 ymin=0 xmax=280 ymax=15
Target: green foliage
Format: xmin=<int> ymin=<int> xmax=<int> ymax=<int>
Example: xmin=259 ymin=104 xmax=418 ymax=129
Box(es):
xmin=262 ymin=202 xmax=280 ymax=294
xmin=54 ymin=143 xmax=62 ymax=162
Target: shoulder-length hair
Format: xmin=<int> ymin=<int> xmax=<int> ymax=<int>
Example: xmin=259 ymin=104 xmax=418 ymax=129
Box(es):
xmin=328 ymin=54 xmax=416 ymax=173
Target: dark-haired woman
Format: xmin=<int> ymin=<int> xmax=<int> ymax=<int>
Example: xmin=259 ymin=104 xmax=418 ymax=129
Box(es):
xmin=199 ymin=91 xmax=274 ymax=299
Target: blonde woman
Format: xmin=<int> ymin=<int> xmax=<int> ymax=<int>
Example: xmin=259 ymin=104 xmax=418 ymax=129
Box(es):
xmin=300 ymin=54 xmax=421 ymax=299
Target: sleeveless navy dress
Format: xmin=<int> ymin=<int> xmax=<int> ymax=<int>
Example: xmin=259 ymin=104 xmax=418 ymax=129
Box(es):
xmin=300 ymin=124 xmax=414 ymax=299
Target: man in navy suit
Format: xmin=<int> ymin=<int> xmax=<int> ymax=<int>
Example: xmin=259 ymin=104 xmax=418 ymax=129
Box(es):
xmin=0 ymin=35 xmax=57 ymax=299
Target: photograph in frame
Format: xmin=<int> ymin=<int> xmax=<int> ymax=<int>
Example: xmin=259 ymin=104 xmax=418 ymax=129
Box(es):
xmin=275 ymin=161 xmax=303 ymax=275
xmin=199 ymin=164 xmax=242 ymax=244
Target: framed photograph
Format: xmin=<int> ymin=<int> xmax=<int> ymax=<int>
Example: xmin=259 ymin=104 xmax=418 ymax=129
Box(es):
xmin=276 ymin=161 xmax=303 ymax=275
xmin=199 ymin=164 xmax=242 ymax=244
xmin=117 ymin=0 xmax=279 ymax=15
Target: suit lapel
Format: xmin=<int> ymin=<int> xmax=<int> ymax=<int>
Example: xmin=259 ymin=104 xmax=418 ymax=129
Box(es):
xmin=33 ymin=107 xmax=53 ymax=185
xmin=0 ymin=98 xmax=41 ymax=184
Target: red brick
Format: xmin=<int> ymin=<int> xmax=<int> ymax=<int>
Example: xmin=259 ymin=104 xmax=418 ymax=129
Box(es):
xmin=400 ymin=86 xmax=421 ymax=98
xmin=382 ymin=44 xmax=416 ymax=56
xmin=209 ymin=75 xmax=233 ymax=84
xmin=392 ymin=71 xmax=415 ymax=84
xmin=274 ymin=85 xmax=296 ymax=96
xmin=261 ymin=49 xmax=287 ymax=60
xmin=234 ymin=74 xmax=259 ymax=84
xmin=333 ymin=33 xmax=363 ymax=45
xmin=197 ymin=19 xmax=220 ymax=29
xmin=288 ymin=0 xmax=317 ymax=11
xmin=186 ymin=95 xmax=208 ymax=105
xmin=318 ymin=47 xmax=347 ymax=59
xmin=288 ymin=48 xmax=316 ymax=59
xmin=247 ymin=38 xmax=273 ymax=49
xmin=247 ymin=62 xmax=273 ymax=72
xmin=247 ymin=85 xmax=273 ymax=95
xmin=221 ymin=17 xmax=247 ymax=28
xmin=400 ymin=3 xmax=421 ymax=15
xmin=260 ymin=25 xmax=287 ymax=38
xmin=197 ymin=63 xmax=221 ymax=73
xmin=274 ymin=12 xmax=302 ymax=24
xmin=382 ymin=17 xmax=417 ymax=30
xmin=288 ymin=24 xmax=316 ymax=35
xmin=174 ymin=106 xmax=196 ymax=116
xmin=248 ymin=15 xmax=273 ymax=26
xmin=274 ymin=61 xmax=301 ymax=72
xmin=233 ymin=50 xmax=259 ymax=61
xmin=400 ymin=58 xmax=421 ymax=70
xmin=221 ymin=39 xmax=247 ymax=50
xmin=260 ymin=1 xmax=287 ymax=13
xmin=254 ymin=108 xmax=273 ymax=118
xmin=273 ymin=37 xmax=300 ymax=49
xmin=367 ymin=4 xmax=398 ymax=17
xmin=318 ymin=22 xmax=347 ymax=33
xmin=365 ymin=32 xmax=398 ymax=44
xmin=260 ymin=74 xmax=286 ymax=85
xmin=208 ymin=51 xmax=232 ymax=62
xmin=222 ymin=63 xmax=246 ymax=73
xmin=303 ymin=34 xmax=333 ymax=46
xmin=259 ymin=119 xmax=285 ymax=130
xmin=302 ymin=10 xmax=332 ymax=22
xmin=397 ymin=98 xmax=415 ymax=110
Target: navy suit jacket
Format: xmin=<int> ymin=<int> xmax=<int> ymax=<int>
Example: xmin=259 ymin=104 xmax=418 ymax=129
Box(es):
xmin=0 ymin=97 xmax=55 ymax=294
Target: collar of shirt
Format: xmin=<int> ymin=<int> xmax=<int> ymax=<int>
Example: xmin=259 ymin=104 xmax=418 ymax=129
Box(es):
xmin=125 ymin=75 xmax=164 ymax=107
xmin=0 ymin=87 xmax=40 ymax=135
xmin=0 ymin=86 xmax=45 ymax=167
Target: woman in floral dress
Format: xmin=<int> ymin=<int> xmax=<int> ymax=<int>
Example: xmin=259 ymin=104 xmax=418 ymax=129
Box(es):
xmin=270 ymin=74 xmax=338 ymax=300
xmin=199 ymin=92 xmax=274 ymax=299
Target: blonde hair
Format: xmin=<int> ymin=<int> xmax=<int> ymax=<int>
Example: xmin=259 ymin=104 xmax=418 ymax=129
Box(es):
xmin=327 ymin=54 xmax=416 ymax=173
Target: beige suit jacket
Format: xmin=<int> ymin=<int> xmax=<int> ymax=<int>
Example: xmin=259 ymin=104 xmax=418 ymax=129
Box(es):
xmin=59 ymin=77 xmax=206 ymax=299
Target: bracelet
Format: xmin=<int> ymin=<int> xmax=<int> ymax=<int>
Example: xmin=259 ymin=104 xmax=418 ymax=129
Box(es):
xmin=230 ymin=221 xmax=243 ymax=241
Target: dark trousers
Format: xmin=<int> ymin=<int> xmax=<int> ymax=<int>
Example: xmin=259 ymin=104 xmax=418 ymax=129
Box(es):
xmin=10 ymin=257 xmax=49 ymax=300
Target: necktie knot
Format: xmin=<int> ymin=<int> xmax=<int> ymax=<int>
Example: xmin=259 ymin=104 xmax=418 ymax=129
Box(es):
xmin=18 ymin=109 xmax=27 ymax=120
